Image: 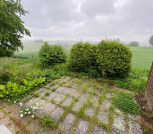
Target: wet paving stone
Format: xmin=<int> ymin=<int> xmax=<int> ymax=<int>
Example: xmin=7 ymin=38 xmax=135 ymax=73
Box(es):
xmin=59 ymin=113 xmax=76 ymax=133
xmin=92 ymin=125 xmax=107 ymax=134
xmin=74 ymin=120 xmax=89 ymax=134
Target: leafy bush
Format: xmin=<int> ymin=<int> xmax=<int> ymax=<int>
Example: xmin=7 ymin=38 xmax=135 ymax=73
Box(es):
xmin=0 ymin=69 xmax=13 ymax=84
xmin=96 ymin=40 xmax=132 ymax=78
xmin=69 ymin=42 xmax=98 ymax=73
xmin=0 ymin=47 xmax=14 ymax=57
xmin=39 ymin=42 xmax=67 ymax=67
xmin=113 ymin=92 xmax=141 ymax=115
xmin=0 ymin=73 xmax=46 ymax=102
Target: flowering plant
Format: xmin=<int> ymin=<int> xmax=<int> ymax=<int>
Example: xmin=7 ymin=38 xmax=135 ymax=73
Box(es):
xmin=19 ymin=102 xmax=39 ymax=118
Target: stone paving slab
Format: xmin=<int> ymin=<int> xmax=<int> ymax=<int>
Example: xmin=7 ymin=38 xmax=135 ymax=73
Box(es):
xmin=36 ymin=102 xmax=56 ymax=116
xmin=59 ymin=113 xmax=76 ymax=133
xmin=51 ymin=107 xmax=65 ymax=122
xmin=53 ymin=93 xmax=66 ymax=104
xmin=92 ymin=125 xmax=107 ymax=134
xmin=61 ymin=97 xmax=74 ymax=107
xmin=129 ymin=120 xmax=142 ymax=134
xmin=97 ymin=109 xmax=108 ymax=124
xmin=101 ymin=99 xmax=112 ymax=109
xmin=113 ymin=115 xmax=125 ymax=133
xmin=72 ymin=94 xmax=89 ymax=112
xmin=56 ymin=87 xmax=66 ymax=93
xmin=47 ymin=92 xmax=59 ymax=100
xmin=74 ymin=120 xmax=89 ymax=134
xmin=84 ymin=107 xmax=95 ymax=117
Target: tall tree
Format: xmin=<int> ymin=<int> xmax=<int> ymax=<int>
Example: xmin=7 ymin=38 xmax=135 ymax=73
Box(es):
xmin=149 ymin=35 xmax=153 ymax=47
xmin=0 ymin=0 xmax=30 ymax=51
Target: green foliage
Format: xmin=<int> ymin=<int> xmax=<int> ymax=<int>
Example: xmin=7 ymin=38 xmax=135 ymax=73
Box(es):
xmin=0 ymin=73 xmax=46 ymax=102
xmin=129 ymin=41 xmax=139 ymax=47
xmin=149 ymin=35 xmax=153 ymax=46
xmin=0 ymin=0 xmax=30 ymax=51
xmin=40 ymin=115 xmax=57 ymax=131
xmin=0 ymin=69 xmax=13 ymax=84
xmin=69 ymin=42 xmax=98 ymax=73
xmin=96 ymin=40 xmax=132 ymax=78
xmin=113 ymin=92 xmax=141 ymax=115
xmin=115 ymin=68 xmax=148 ymax=92
xmin=39 ymin=42 xmax=67 ymax=67
xmin=0 ymin=47 xmax=14 ymax=57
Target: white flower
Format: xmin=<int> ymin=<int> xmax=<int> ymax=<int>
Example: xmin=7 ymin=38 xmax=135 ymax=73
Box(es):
xmin=14 ymin=101 xmax=16 ymax=104
xmin=28 ymin=111 xmax=31 ymax=114
xmin=25 ymin=112 xmax=27 ymax=114
xmin=19 ymin=102 xmax=23 ymax=106
xmin=20 ymin=114 xmax=24 ymax=118
xmin=36 ymin=103 xmax=38 ymax=105
xmin=32 ymin=109 xmax=34 ymax=112
xmin=26 ymin=108 xmax=29 ymax=111
xmin=31 ymin=115 xmax=34 ymax=118
xmin=30 ymin=100 xmax=32 ymax=102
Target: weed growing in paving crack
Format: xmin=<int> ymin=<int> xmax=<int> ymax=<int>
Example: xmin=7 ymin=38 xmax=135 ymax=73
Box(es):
xmin=50 ymin=99 xmax=56 ymax=104
xmin=40 ymin=115 xmax=57 ymax=131
xmin=44 ymin=92 xmax=50 ymax=97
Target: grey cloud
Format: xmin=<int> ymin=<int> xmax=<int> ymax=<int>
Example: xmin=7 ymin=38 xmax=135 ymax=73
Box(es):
xmin=21 ymin=0 xmax=153 ymax=44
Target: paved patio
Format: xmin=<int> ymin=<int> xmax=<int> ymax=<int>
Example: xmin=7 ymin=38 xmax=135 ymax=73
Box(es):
xmin=0 ymin=76 xmax=142 ymax=134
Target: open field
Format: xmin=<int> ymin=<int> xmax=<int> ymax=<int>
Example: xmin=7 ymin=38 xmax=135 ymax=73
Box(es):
xmin=15 ymin=43 xmax=153 ymax=69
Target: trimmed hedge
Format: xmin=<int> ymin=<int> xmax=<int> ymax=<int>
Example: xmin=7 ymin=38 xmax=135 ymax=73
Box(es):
xmin=69 ymin=42 xmax=98 ymax=73
xmin=96 ymin=40 xmax=132 ymax=78
xmin=39 ymin=42 xmax=67 ymax=67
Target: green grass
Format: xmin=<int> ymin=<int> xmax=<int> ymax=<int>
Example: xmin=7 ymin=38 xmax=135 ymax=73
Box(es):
xmin=130 ymin=47 xmax=153 ymax=69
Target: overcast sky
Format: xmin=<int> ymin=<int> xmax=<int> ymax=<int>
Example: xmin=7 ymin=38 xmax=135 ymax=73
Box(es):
xmin=21 ymin=0 xmax=153 ymax=45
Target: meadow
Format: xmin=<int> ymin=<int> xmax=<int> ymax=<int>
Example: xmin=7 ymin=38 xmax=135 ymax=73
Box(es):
xmin=15 ymin=43 xmax=153 ymax=69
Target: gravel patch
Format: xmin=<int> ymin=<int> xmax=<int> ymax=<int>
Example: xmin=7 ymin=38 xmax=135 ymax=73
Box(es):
xmin=74 ymin=120 xmax=89 ymax=134
xmin=59 ymin=113 xmax=76 ymax=133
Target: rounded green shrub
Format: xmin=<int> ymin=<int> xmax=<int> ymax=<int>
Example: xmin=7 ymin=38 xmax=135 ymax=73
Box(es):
xmin=96 ymin=40 xmax=132 ymax=78
xmin=69 ymin=42 xmax=98 ymax=73
xmin=39 ymin=42 xmax=67 ymax=67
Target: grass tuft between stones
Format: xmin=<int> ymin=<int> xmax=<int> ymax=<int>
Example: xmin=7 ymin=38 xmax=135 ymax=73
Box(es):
xmin=112 ymin=92 xmax=141 ymax=115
